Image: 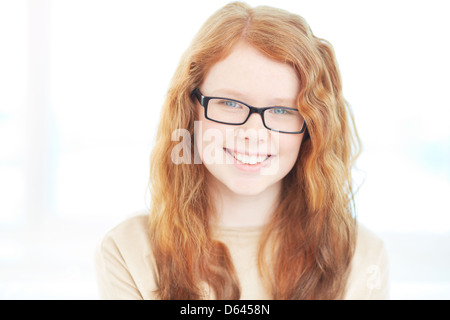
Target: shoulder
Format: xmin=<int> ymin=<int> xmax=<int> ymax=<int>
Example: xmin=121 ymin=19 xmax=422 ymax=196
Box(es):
xmin=97 ymin=213 xmax=153 ymax=268
xmin=100 ymin=214 xmax=150 ymax=248
xmin=95 ymin=213 xmax=158 ymax=299
xmin=343 ymin=223 xmax=390 ymax=300
xmin=355 ymin=223 xmax=386 ymax=258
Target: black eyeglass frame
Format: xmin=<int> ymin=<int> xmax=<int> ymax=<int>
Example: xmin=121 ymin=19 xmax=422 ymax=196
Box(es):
xmin=192 ymin=88 xmax=306 ymax=134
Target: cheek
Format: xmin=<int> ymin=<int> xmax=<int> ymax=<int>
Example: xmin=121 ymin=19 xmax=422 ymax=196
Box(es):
xmin=195 ymin=118 xmax=227 ymax=164
xmin=278 ymin=134 xmax=303 ymax=168
xmin=195 ymin=106 xmax=214 ymax=156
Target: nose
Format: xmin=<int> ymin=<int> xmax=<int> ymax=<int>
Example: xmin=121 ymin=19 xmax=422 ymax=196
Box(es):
xmin=236 ymin=112 xmax=269 ymax=142
xmin=242 ymin=112 xmax=265 ymax=130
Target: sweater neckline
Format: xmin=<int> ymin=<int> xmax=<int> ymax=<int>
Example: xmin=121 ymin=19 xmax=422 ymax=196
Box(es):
xmin=211 ymin=223 xmax=266 ymax=239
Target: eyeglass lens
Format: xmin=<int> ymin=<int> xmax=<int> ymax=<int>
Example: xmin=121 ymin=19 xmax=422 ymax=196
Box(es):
xmin=206 ymin=98 xmax=304 ymax=133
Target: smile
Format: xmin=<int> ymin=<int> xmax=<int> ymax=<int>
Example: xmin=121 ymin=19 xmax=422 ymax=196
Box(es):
xmin=224 ymin=148 xmax=271 ymax=165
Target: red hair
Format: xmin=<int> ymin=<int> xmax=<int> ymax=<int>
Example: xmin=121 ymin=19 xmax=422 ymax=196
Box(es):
xmin=148 ymin=2 xmax=361 ymax=299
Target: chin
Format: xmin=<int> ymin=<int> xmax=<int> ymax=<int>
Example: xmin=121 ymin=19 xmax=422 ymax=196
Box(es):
xmin=205 ymin=165 xmax=283 ymax=197
xmin=230 ymin=186 xmax=265 ymax=196
xmin=225 ymin=177 xmax=276 ymax=196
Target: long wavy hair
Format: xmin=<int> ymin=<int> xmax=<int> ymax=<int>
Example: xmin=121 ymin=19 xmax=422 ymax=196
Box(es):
xmin=148 ymin=1 xmax=361 ymax=300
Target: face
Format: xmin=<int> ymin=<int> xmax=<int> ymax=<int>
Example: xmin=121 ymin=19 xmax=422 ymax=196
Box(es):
xmin=195 ymin=41 xmax=304 ymax=196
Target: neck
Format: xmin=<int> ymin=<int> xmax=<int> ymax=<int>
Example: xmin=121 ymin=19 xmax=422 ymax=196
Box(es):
xmin=208 ymin=178 xmax=281 ymax=228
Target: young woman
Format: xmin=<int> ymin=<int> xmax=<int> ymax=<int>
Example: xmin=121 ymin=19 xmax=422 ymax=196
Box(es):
xmin=95 ymin=2 xmax=389 ymax=300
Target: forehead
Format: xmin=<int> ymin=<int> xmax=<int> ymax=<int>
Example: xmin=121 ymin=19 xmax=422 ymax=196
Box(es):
xmin=201 ymin=41 xmax=300 ymax=105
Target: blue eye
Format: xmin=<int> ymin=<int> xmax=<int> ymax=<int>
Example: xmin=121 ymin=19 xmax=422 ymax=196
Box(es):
xmin=272 ymin=108 xmax=288 ymax=115
xmin=224 ymin=100 xmax=239 ymax=108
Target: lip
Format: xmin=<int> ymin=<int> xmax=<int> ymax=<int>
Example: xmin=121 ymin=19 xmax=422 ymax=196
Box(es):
xmin=224 ymin=148 xmax=273 ymax=172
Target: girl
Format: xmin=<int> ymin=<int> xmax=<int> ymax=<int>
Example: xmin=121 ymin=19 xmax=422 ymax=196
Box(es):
xmin=95 ymin=2 xmax=389 ymax=300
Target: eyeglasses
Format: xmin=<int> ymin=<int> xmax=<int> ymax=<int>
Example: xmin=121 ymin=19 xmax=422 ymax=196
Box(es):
xmin=192 ymin=89 xmax=306 ymax=134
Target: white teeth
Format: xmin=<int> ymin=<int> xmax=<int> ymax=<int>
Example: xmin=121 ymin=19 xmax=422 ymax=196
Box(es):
xmin=232 ymin=152 xmax=268 ymax=165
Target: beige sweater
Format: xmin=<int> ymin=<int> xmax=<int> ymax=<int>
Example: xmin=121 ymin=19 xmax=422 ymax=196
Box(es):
xmin=95 ymin=215 xmax=389 ymax=300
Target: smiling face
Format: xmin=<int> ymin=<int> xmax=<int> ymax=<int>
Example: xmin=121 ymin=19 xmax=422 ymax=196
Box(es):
xmin=195 ymin=41 xmax=304 ymax=196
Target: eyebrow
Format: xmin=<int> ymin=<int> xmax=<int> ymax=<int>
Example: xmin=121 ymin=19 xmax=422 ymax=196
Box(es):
xmin=207 ymin=88 xmax=297 ymax=107
xmin=207 ymin=88 xmax=248 ymax=100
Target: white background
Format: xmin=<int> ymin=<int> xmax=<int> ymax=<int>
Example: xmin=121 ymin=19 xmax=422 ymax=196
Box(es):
xmin=1 ymin=0 xmax=449 ymax=299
